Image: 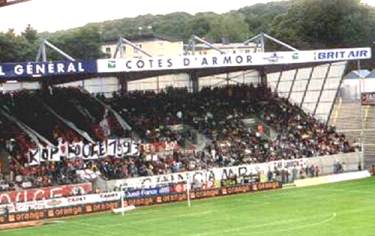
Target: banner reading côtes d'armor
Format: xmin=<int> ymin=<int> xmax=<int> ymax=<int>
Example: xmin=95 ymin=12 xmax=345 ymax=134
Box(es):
xmin=110 ymin=158 xmax=306 ymax=190
xmin=28 ymin=138 xmax=139 ymax=165
xmin=97 ymin=47 xmax=371 ymax=73
xmin=0 ymin=60 xmax=97 ymax=79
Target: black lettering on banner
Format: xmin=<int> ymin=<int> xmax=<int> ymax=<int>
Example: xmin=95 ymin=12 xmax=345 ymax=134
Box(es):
xmin=275 ymin=161 xmax=282 ymax=169
xmin=51 ymin=147 xmax=59 ymax=161
xmin=221 ymin=168 xmax=235 ymax=180
xmin=141 ymin=178 xmax=152 ymax=187
xmin=207 ymin=170 xmax=215 ymax=182
xmin=68 ymin=144 xmax=76 ymax=158
xmin=40 ymin=148 xmax=49 ymax=161
xmin=167 ymin=59 xmax=173 ymax=67
xmin=212 ymin=57 xmax=218 ymax=65
xmin=29 ymin=149 xmax=39 ymax=163
xmin=183 ymin=58 xmax=190 ymax=66
xmin=122 ymin=140 xmax=130 ymax=155
xmin=148 ymin=59 xmax=154 ymax=68
xmin=176 ymin=173 xmax=185 ymax=182
xmin=126 ymin=61 xmax=132 ymax=70
xmin=51 ymin=147 xmax=59 ymax=155
xmin=108 ymin=139 xmax=117 ymax=156
xmin=136 ymin=60 xmax=145 ymax=69
xmin=82 ymin=143 xmax=92 ymax=159
xmin=223 ymin=56 xmax=232 ymax=64
xmin=238 ymin=166 xmax=248 ymax=177
xmin=116 ymin=139 xmax=123 ymax=157
xmin=235 ymin=56 xmax=243 ymax=64
xmin=201 ymin=58 xmax=208 ymax=66
xmin=158 ymin=59 xmax=163 ymax=68
xmin=92 ymin=142 xmax=99 ymax=156
xmin=98 ymin=141 xmax=106 ymax=157
xmin=192 ymin=171 xmax=204 ymax=182
xmin=247 ymin=55 xmax=252 ymax=63
xmin=74 ymin=144 xmax=82 ymax=157
xmin=158 ymin=175 xmax=170 ymax=184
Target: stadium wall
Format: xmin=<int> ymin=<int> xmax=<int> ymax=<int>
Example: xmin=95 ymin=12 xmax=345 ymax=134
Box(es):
xmin=294 ymin=170 xmax=370 ymax=187
xmin=0 ymin=182 xmax=280 ymax=225
xmin=105 ymin=152 xmax=361 ymax=191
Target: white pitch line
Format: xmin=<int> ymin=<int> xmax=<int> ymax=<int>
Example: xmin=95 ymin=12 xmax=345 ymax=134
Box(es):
xmin=71 ymin=210 xmax=213 ymax=229
xmin=249 ymin=212 xmax=337 ymax=235
xmin=193 ymin=212 xmax=337 ymax=236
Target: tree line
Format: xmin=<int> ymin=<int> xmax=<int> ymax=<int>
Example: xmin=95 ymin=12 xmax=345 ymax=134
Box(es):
xmin=0 ymin=0 xmax=374 ymax=67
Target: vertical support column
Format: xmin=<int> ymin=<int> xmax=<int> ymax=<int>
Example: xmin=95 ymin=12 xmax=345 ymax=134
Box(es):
xmin=259 ymin=68 xmax=267 ymax=87
xmin=288 ymin=69 xmax=299 ymax=100
xmin=300 ymin=67 xmax=315 ymax=108
xmin=313 ymin=64 xmax=332 ymax=116
xmin=117 ymin=74 xmax=128 ymax=95
xmin=42 ymin=44 xmax=47 ymax=62
xmin=156 ymin=76 xmax=160 ymax=93
xmin=259 ymin=32 xmax=265 ymax=52
xmin=40 ymin=77 xmax=50 ymax=93
xmin=275 ymin=71 xmax=283 ymax=93
xmin=189 ymin=71 xmax=199 ymax=93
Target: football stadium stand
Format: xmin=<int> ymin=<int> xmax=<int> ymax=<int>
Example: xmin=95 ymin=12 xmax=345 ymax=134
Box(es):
xmin=0 ymin=84 xmax=356 ymax=192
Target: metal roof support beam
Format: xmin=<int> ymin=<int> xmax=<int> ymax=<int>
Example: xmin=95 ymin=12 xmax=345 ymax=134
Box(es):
xmin=243 ymin=34 xmax=261 ymax=45
xmin=243 ymin=32 xmax=299 ymax=52
xmin=36 ymin=39 xmax=75 ymax=62
xmin=313 ymin=64 xmax=332 ymax=116
xmin=326 ymin=62 xmax=348 ymax=126
xmin=113 ymin=38 xmax=124 ymax=58
xmin=35 ymin=43 xmax=46 ymax=62
xmin=263 ymin=33 xmax=299 ymax=52
xmin=113 ymin=37 xmax=152 ymax=58
xmin=0 ymin=0 xmax=30 ymax=7
xmin=190 ymin=35 xmax=225 ymax=55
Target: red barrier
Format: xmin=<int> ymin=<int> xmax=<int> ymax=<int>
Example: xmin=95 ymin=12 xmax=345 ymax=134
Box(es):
xmin=0 ymin=183 xmax=92 ymax=204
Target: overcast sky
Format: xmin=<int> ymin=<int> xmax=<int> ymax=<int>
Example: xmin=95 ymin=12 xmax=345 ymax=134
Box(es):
xmin=0 ymin=0 xmax=374 ymax=33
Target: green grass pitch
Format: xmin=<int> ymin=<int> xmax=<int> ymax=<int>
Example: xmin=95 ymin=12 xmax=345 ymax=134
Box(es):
xmin=2 ymin=177 xmax=375 ymax=236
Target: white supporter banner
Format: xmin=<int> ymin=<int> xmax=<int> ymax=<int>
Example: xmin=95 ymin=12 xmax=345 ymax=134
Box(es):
xmin=111 ymin=158 xmax=306 ymax=190
xmin=28 ymin=138 xmax=139 ymax=165
xmin=97 ymin=48 xmax=371 ymax=73
xmin=0 ymin=192 xmax=121 ymax=213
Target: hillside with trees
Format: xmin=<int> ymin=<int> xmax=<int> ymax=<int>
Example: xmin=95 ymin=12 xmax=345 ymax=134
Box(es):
xmin=0 ymin=0 xmax=373 ymax=67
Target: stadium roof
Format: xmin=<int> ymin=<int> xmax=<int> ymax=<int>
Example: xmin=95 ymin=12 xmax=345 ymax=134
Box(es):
xmin=103 ymin=33 xmax=182 ymax=44
xmin=0 ymin=0 xmax=30 ymax=7
xmin=366 ymin=70 xmax=375 ymax=78
xmin=344 ymin=70 xmax=370 ymax=79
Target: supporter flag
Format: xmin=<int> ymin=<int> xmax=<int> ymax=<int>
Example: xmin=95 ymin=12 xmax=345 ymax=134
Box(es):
xmin=100 ymin=109 xmax=111 ymax=138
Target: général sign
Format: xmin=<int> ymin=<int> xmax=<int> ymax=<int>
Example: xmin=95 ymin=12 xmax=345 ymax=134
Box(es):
xmin=97 ymin=47 xmax=371 ymax=73
xmin=0 ymin=60 xmax=97 ymax=79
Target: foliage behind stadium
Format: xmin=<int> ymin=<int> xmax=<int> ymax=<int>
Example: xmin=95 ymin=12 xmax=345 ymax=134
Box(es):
xmin=0 ymin=0 xmax=374 ymax=67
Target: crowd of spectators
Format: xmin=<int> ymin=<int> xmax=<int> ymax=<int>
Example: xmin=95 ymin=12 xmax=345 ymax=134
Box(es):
xmin=0 ymin=84 xmax=356 ymax=192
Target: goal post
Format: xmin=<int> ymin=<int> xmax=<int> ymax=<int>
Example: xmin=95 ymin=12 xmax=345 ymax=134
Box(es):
xmin=112 ymin=190 xmax=136 ymax=216
xmin=187 ymin=173 xmax=191 ymax=208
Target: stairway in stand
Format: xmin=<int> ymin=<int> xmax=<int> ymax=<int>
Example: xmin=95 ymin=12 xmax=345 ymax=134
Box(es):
xmin=329 ymin=99 xmax=375 ymax=169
